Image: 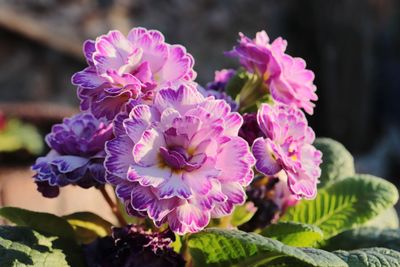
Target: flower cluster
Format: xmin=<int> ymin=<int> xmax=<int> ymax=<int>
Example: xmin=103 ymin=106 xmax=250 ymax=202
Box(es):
xmin=32 ymin=113 xmax=113 ymax=197
xmin=83 ymin=225 xmax=184 ymax=267
xmin=32 ymin=26 xmax=322 ymax=236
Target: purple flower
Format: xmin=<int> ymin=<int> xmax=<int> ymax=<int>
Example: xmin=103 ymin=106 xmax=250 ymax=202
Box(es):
xmin=105 ymin=84 xmax=255 ymax=234
xmin=206 ymin=69 xmax=236 ymax=92
xmin=252 ymin=104 xmax=322 ymax=199
xmin=32 ymin=113 xmax=113 ymax=197
xmin=83 ymin=225 xmax=184 ymax=267
xmin=227 ymin=31 xmax=317 ymax=114
xmin=238 ymin=113 xmax=265 ymax=145
xmin=72 ymin=27 xmax=196 ymax=121
xmin=200 ymin=69 xmax=238 ymax=111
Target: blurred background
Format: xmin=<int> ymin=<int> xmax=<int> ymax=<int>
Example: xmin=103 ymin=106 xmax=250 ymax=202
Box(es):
xmin=0 ymin=0 xmax=399 ymax=216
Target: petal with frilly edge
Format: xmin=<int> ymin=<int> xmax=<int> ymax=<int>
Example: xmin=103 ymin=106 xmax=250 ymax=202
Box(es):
xmin=287 ymin=170 xmax=317 ymax=199
xmin=223 ymin=112 xmax=243 ymax=136
xmin=216 ymin=137 xmax=255 ymax=185
xmin=127 ymin=164 xmax=170 ymax=187
xmin=83 ymin=40 xmax=96 ymax=64
xmin=157 ymin=172 xmax=191 ymax=199
xmin=252 ymin=137 xmax=282 ymax=176
xmin=256 ymin=104 xmax=275 ymax=138
xmin=72 ymin=67 xmax=105 ymax=89
xmin=129 ymin=183 xmax=155 ymax=211
xmin=169 ymin=200 xmax=210 ymax=235
xmin=105 ymin=136 xmax=134 ymax=182
xmin=154 ymin=85 xmax=204 ymax=115
xmin=133 ymin=128 xmax=165 ymax=166
xmin=51 ymin=156 xmax=89 ymax=173
xmin=123 ymin=105 xmax=158 ymax=143
xmin=158 ymin=45 xmax=192 ymax=83
xmin=93 ymin=30 xmax=133 ymax=77
xmin=211 ymin=182 xmax=246 ymax=217
xmin=183 ymin=161 xmax=219 ymax=195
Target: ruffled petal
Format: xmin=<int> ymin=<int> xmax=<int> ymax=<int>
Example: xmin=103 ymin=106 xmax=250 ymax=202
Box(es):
xmin=127 ymin=164 xmax=170 ymax=187
xmin=216 ymin=137 xmax=255 ymax=185
xmin=252 ymin=137 xmax=282 ymax=176
xmin=133 ymin=128 xmax=165 ymax=166
xmin=105 ymin=136 xmax=134 ymax=182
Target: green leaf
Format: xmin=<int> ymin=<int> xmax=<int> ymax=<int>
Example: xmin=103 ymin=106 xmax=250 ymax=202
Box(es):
xmin=0 ymin=207 xmax=75 ymax=241
xmin=172 ymin=233 xmax=183 ymax=254
xmin=364 ymin=207 xmax=399 ymax=229
xmin=314 ymin=138 xmax=355 ymax=188
xmin=0 ymin=226 xmax=69 ymax=267
xmin=322 ymin=227 xmax=400 ymax=251
xmin=281 ymin=175 xmax=399 ymax=239
xmin=231 ymin=203 xmax=256 ymax=227
xmin=63 ymin=212 xmax=113 ymax=244
xmin=268 ymin=248 xmax=349 ymax=267
xmin=188 ymin=228 xmax=346 ymax=267
xmin=260 ymin=222 xmax=323 ymax=247
xmin=334 ymin=247 xmax=400 ymax=267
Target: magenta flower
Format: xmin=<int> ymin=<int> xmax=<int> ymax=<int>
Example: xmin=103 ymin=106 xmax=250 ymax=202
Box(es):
xmin=206 ymin=69 xmax=236 ymax=92
xmin=32 ymin=113 xmax=113 ymax=197
xmin=228 ymin=31 xmax=317 ymax=114
xmin=105 ymin=84 xmax=255 ymax=234
xmin=72 ymin=27 xmax=196 ymax=121
xmin=252 ymin=104 xmax=322 ymax=199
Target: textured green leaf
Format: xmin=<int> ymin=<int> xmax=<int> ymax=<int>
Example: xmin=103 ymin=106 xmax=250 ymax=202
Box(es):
xmin=281 ymin=175 xmax=398 ymax=239
xmin=334 ymin=247 xmax=400 ymax=267
xmin=188 ymin=228 xmax=346 ymax=267
xmin=323 ymin=227 xmax=400 ymax=252
xmin=268 ymin=248 xmax=349 ymax=267
xmin=63 ymin=212 xmax=113 ymax=244
xmin=0 ymin=207 xmax=75 ymax=241
xmin=260 ymin=222 xmax=323 ymax=247
xmin=314 ymin=138 xmax=355 ymax=188
xmin=0 ymin=226 xmax=69 ymax=267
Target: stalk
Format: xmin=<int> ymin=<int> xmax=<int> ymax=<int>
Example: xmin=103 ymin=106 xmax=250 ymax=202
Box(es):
xmin=99 ymin=186 xmax=127 ymax=226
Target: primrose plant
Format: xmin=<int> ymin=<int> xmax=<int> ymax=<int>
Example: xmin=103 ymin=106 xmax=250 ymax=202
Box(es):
xmin=0 ymin=27 xmax=399 ymax=267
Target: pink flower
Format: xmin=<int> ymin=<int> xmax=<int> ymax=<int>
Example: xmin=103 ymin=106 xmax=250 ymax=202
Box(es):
xmin=72 ymin=27 xmax=196 ymax=120
xmin=252 ymin=104 xmax=322 ymax=199
xmin=228 ymin=31 xmax=317 ymax=114
xmin=105 ymin=84 xmax=255 ymax=234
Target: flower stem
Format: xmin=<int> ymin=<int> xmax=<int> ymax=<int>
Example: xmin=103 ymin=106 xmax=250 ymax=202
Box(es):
xmin=99 ymin=186 xmax=127 ymax=226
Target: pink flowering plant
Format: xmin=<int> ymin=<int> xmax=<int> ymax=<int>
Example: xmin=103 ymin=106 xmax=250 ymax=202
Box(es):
xmin=1 ymin=28 xmax=399 ymax=267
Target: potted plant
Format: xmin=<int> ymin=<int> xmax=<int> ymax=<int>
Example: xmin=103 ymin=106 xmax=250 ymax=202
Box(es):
xmin=0 ymin=27 xmax=398 ymax=267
